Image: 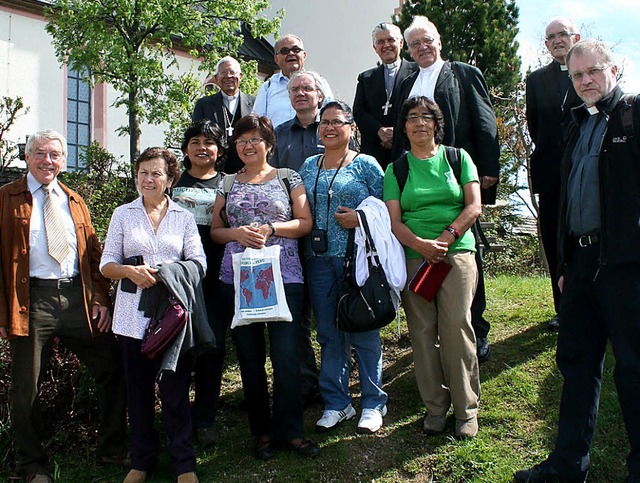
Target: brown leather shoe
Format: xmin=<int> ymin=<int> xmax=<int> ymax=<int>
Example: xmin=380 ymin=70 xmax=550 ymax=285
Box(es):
xmin=176 ymin=472 xmax=199 ymax=483
xmin=123 ymin=469 xmax=147 ymax=483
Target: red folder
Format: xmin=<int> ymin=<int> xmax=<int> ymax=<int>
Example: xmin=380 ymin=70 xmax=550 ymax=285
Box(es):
xmin=408 ymin=260 xmax=452 ymax=302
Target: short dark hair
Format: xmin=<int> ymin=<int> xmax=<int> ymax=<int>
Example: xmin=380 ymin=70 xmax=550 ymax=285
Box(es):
xmin=135 ymin=147 xmax=180 ymax=189
xmin=181 ymin=119 xmax=227 ymax=171
xmin=398 ymin=96 xmax=445 ymax=149
xmin=232 ymin=114 xmax=276 ymax=155
xmin=319 ymin=100 xmax=355 ymax=124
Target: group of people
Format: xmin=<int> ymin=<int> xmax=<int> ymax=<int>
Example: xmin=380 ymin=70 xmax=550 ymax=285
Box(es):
xmin=0 ymin=12 xmax=638 ymax=483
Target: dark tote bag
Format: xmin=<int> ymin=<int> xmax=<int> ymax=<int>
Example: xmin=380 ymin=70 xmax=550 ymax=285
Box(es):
xmin=336 ymin=210 xmax=396 ymax=332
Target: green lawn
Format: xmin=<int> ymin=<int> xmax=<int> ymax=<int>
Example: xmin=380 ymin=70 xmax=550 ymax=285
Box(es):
xmin=12 ymin=275 xmax=630 ymax=482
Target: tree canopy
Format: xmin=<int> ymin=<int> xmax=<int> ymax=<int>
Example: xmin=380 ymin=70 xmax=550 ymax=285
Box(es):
xmin=45 ymin=0 xmax=280 ymax=165
xmin=396 ymin=0 xmax=521 ymax=97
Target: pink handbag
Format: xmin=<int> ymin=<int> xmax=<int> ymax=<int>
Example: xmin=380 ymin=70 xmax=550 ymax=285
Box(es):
xmin=141 ymin=296 xmax=187 ymax=359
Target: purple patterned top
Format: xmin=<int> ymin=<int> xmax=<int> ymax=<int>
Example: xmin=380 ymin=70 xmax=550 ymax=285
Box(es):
xmin=218 ymin=170 xmax=304 ymax=284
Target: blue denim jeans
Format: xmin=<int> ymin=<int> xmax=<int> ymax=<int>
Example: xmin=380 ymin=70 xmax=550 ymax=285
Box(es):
xmin=222 ymin=282 xmax=305 ymax=442
xmin=306 ymin=256 xmax=387 ymax=411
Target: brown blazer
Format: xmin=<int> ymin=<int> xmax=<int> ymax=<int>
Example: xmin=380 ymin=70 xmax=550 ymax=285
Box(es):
xmin=0 ymin=176 xmax=111 ymax=337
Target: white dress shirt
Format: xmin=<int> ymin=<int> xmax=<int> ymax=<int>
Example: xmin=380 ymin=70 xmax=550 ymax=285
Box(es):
xmin=27 ymin=173 xmax=79 ymax=279
xmin=409 ymin=58 xmax=446 ymax=101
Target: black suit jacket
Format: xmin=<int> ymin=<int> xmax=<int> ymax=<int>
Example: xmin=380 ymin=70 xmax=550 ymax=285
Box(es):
xmin=391 ymin=61 xmax=500 ymax=204
xmin=525 ymin=61 xmax=580 ymax=194
xmin=353 ymin=59 xmax=417 ymax=170
xmin=192 ymin=90 xmax=255 ymax=173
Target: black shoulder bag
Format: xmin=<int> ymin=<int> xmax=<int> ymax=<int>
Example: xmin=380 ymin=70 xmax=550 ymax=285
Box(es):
xmin=336 ymin=210 xmax=396 ymax=332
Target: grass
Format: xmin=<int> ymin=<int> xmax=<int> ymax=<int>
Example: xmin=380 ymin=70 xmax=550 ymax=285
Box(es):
xmin=5 ymin=275 xmax=629 ymax=482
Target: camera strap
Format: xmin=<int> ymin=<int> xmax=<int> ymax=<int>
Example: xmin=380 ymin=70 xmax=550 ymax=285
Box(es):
xmin=312 ymin=152 xmax=348 ymax=230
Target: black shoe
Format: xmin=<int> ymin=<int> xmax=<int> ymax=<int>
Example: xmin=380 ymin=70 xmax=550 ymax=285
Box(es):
xmin=548 ymin=315 xmax=560 ymax=332
xmin=476 ymin=337 xmax=492 ymax=363
xmin=283 ymin=438 xmax=320 ymax=458
xmin=514 ymin=460 xmax=585 ymax=483
xmin=255 ymin=439 xmax=276 ymax=461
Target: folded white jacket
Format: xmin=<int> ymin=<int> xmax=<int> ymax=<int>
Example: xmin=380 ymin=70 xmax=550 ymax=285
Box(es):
xmin=354 ymin=196 xmax=407 ymax=308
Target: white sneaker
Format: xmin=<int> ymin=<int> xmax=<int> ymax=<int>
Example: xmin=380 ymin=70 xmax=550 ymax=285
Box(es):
xmin=315 ymin=403 xmax=356 ymax=432
xmin=356 ymin=406 xmax=387 ymax=434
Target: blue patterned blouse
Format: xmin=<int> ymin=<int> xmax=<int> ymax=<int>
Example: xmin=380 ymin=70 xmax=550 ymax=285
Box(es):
xmin=299 ymin=153 xmax=384 ymax=259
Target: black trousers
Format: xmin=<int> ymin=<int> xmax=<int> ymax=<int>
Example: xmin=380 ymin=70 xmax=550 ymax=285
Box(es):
xmin=548 ymin=244 xmax=640 ymax=480
xmin=121 ymin=337 xmax=195 ymax=476
xmin=538 ymin=189 xmax=562 ymax=313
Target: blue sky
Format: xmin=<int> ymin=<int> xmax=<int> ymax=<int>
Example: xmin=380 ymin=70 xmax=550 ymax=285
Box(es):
xmin=516 ymin=0 xmax=640 ymax=92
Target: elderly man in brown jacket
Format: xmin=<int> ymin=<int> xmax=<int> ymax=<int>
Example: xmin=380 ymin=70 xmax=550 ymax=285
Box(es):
xmin=0 ymin=130 xmax=127 ymax=483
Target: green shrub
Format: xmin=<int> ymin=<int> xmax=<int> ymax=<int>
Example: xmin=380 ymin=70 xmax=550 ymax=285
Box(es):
xmin=60 ymin=142 xmax=136 ymax=241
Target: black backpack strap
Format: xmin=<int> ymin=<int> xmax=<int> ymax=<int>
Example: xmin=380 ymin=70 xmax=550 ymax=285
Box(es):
xmin=392 ymin=152 xmax=410 ymax=193
xmin=444 ymin=146 xmax=462 ymax=185
xmin=620 ymin=93 xmax=640 ymax=157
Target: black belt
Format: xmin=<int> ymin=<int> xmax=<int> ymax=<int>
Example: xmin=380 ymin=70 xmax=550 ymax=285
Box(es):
xmin=573 ymin=233 xmax=600 ymax=248
xmin=30 ymin=275 xmax=81 ymax=290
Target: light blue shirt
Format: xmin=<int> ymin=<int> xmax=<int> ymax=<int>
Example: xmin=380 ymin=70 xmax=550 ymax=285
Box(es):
xmin=27 ymin=172 xmax=79 ymax=278
xmin=253 ymin=72 xmax=334 ymax=128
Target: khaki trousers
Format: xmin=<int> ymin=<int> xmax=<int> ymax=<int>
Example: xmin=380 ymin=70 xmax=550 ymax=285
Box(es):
xmin=402 ymin=252 xmax=480 ymax=420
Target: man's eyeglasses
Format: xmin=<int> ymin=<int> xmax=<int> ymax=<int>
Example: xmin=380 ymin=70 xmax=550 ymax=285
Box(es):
xmin=234 ymin=137 xmax=264 ymax=148
xmin=290 ymin=85 xmax=316 ymax=94
xmin=546 ymin=31 xmax=577 ymax=41
xmin=406 ymin=113 xmax=435 ymax=123
xmin=276 ymin=46 xmax=304 ymax=56
xmin=33 ymin=150 xmax=63 ymax=161
xmin=319 ymin=119 xmax=352 ymax=128
xmin=217 ymin=70 xmax=239 ymax=78
xmin=409 ymin=37 xmax=436 ymax=49
xmin=569 ymin=66 xmax=608 ymax=82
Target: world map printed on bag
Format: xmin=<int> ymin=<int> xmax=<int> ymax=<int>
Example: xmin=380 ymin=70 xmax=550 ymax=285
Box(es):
xmin=239 ymin=263 xmax=276 ymax=309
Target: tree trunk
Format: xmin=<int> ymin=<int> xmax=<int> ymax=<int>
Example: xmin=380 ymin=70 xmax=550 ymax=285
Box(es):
xmin=129 ymin=87 xmax=141 ymax=180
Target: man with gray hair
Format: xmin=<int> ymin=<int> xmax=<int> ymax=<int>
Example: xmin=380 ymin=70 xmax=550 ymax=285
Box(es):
xmin=253 ymin=34 xmax=333 ymax=128
xmin=271 ymin=70 xmax=328 ymax=170
xmin=515 ymin=39 xmax=640 ymax=483
xmin=268 ymin=69 xmax=332 ymax=407
xmin=526 ymin=17 xmax=582 ymax=332
xmin=353 ymin=22 xmax=417 ymax=170
xmin=0 ymin=130 xmax=127 ymax=482
xmin=192 ymin=55 xmax=255 ymax=173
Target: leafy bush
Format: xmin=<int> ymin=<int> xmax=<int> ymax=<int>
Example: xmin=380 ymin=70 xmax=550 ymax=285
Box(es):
xmin=60 ymin=141 xmax=136 ymax=241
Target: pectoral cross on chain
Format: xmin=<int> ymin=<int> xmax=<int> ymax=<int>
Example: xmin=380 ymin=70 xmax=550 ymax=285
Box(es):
xmin=226 ymin=126 xmax=234 ymax=137
xmin=382 ymin=99 xmax=392 ymax=116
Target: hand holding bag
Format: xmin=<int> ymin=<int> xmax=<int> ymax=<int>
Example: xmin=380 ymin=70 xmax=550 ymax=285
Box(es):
xmin=408 ymin=260 xmax=452 ymax=302
xmin=231 ymin=244 xmax=292 ymax=328
xmin=336 ymin=210 xmax=396 ymax=332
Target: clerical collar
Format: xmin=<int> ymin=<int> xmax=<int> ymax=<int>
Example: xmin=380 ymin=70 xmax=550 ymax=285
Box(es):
xmin=559 ymin=64 xmax=568 ymax=71
xmin=222 ymin=92 xmax=238 ymax=101
xmin=419 ymin=58 xmax=445 ymax=75
xmin=384 ymin=59 xmax=401 ymax=70
xmin=586 ymin=106 xmax=599 ymax=115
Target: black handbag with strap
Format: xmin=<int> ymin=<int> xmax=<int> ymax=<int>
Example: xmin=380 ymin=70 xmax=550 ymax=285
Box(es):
xmin=336 ymin=209 xmax=396 ymax=332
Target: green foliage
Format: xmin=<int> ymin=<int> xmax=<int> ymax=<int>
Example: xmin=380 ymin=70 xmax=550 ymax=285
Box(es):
xmin=59 ymin=142 xmax=136 ymax=241
xmin=45 ymin=0 xmax=281 ymax=164
xmin=395 ymin=0 xmax=521 ymax=97
xmin=0 ymin=96 xmax=29 ymax=172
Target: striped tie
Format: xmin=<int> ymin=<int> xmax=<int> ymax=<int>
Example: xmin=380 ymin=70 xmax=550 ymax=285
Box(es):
xmin=42 ymin=184 xmax=69 ymax=264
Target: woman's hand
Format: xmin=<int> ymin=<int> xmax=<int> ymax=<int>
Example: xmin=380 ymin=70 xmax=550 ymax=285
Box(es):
xmin=334 ymin=206 xmax=360 ymax=229
xmin=416 ymin=238 xmax=449 ymax=264
xmin=127 ymin=264 xmax=159 ymax=289
xmin=235 ymin=225 xmax=266 ymax=249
